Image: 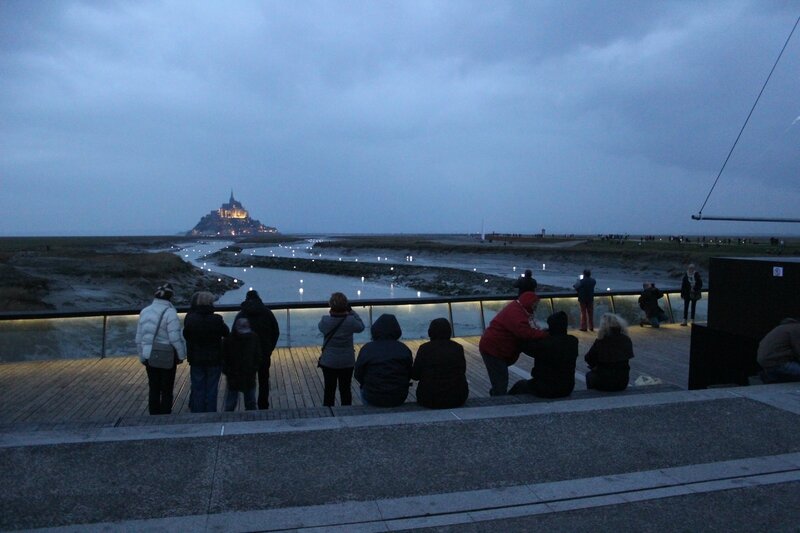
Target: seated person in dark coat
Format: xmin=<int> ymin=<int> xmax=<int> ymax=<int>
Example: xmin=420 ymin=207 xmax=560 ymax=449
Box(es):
xmin=412 ymin=318 xmax=469 ymax=409
xmin=510 ymin=311 xmax=578 ymax=398
xmin=354 ymin=314 xmax=413 ymax=407
xmin=638 ymin=282 xmax=668 ymax=327
xmin=585 ymin=313 xmax=635 ymax=391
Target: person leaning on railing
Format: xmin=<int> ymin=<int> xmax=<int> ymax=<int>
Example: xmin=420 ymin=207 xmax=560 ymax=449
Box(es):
xmin=135 ymin=283 xmax=187 ymax=415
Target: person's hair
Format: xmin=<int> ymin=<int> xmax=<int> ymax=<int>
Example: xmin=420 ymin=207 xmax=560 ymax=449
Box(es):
xmin=245 ymin=289 xmax=261 ymax=301
xmin=154 ymin=283 xmax=174 ymax=300
xmin=583 ymin=269 xmax=591 ymax=277
xmin=524 ymin=269 xmax=532 ymax=277
xmin=191 ymin=291 xmax=215 ymax=307
xmin=687 ymin=264 xmax=695 ymax=271
xmin=329 ymin=292 xmax=349 ymax=313
xmin=597 ymin=313 xmax=629 ymax=339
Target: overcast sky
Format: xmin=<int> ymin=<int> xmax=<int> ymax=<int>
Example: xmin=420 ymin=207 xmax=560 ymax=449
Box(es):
xmin=1 ymin=0 xmax=798 ymax=236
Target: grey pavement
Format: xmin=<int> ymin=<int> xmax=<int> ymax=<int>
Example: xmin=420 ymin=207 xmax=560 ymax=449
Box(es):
xmin=2 ymin=384 xmax=800 ymax=532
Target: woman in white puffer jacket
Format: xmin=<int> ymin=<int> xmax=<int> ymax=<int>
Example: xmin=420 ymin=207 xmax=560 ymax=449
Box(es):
xmin=135 ymin=283 xmax=187 ymax=415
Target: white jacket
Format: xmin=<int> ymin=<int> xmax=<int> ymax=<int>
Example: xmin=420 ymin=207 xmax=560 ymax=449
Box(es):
xmin=135 ymin=298 xmax=187 ymax=363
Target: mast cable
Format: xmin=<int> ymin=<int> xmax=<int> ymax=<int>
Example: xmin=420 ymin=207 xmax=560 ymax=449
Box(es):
xmin=695 ymin=12 xmax=800 ymax=218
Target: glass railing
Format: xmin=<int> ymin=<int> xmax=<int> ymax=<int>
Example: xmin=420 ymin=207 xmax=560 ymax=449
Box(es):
xmin=0 ymin=289 xmax=703 ymax=362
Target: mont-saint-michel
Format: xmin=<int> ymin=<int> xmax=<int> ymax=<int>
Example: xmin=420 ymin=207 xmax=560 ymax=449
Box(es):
xmin=188 ymin=192 xmax=277 ymax=237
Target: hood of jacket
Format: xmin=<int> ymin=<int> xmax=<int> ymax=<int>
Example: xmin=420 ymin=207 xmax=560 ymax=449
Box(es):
xmin=428 ymin=318 xmax=452 ymax=341
xmin=518 ymin=291 xmax=539 ymax=313
xmin=240 ymin=297 xmax=267 ymax=316
xmin=371 ymin=314 xmax=402 ymax=341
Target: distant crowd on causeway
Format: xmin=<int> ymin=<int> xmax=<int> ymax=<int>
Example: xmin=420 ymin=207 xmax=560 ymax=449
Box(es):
xmin=134 ymin=264 xmax=800 ymax=415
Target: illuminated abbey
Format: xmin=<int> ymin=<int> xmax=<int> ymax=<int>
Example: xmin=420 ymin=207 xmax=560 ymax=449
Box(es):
xmin=188 ymin=191 xmax=277 ymax=237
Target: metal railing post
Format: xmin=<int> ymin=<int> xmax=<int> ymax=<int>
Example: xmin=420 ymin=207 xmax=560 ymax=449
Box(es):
xmin=479 ymin=300 xmax=486 ymax=332
xmin=286 ymin=308 xmax=291 ymax=348
xmin=101 ymin=315 xmax=107 ymax=359
xmin=447 ymin=302 xmax=454 ymax=337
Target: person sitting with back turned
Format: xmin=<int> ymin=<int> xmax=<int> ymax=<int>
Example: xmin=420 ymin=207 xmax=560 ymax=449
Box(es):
xmin=584 ymin=313 xmax=635 ymax=391
xmin=510 ymin=311 xmax=578 ymax=398
xmin=757 ymin=318 xmax=800 ymax=383
xmin=412 ymin=318 xmax=469 ymax=409
xmin=638 ymin=282 xmax=668 ymax=327
xmin=479 ymin=292 xmax=548 ymax=396
xmin=354 ymin=314 xmax=413 ymax=407
xmin=513 ymin=269 xmax=537 ymax=296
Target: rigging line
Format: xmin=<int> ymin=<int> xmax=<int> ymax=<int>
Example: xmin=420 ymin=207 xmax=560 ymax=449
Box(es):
xmin=696 ymin=12 xmax=800 ymax=217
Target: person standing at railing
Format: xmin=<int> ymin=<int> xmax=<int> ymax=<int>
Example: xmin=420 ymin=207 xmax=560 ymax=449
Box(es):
xmin=135 ymin=283 xmax=187 ymax=415
xmin=234 ymin=290 xmax=280 ymax=409
xmin=318 ymin=292 xmax=365 ymax=406
xmin=573 ymin=269 xmax=596 ymax=332
xmin=680 ymin=264 xmax=703 ymax=326
xmin=479 ymin=292 xmax=548 ymax=396
xmin=222 ymin=318 xmax=262 ymax=411
xmin=183 ymin=291 xmax=229 ymax=413
xmin=512 ymin=269 xmax=537 ymax=296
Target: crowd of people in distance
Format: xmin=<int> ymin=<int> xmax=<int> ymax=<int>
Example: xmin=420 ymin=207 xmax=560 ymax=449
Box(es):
xmin=133 ymin=260 xmax=798 ymax=415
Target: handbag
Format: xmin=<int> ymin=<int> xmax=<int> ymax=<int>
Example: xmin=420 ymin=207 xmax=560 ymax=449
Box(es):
xmin=149 ymin=308 xmax=175 ymax=369
xmin=318 ymin=317 xmax=346 ymax=368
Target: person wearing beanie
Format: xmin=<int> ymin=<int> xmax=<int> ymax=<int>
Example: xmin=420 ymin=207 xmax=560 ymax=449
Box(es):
xmin=183 ymin=291 xmax=229 ymax=412
xmin=135 ymin=282 xmax=187 ymax=415
xmin=318 ymin=292 xmax=365 ymax=406
xmin=478 ymin=291 xmax=548 ymax=396
xmin=412 ymin=318 xmax=469 ymax=409
xmin=510 ymin=311 xmax=578 ymax=398
xmin=234 ymin=289 xmax=280 ymax=409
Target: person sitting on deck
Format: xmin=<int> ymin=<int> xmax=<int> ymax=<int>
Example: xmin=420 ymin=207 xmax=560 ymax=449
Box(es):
xmin=638 ymin=282 xmax=668 ymax=327
xmin=584 ymin=313 xmax=635 ymax=391
xmin=757 ymin=318 xmax=800 ymax=383
xmin=354 ymin=314 xmax=413 ymax=407
xmin=509 ymin=311 xmax=578 ymax=398
xmin=512 ymin=269 xmax=537 ymax=296
xmin=411 ymin=318 xmax=469 ymax=409
xmin=479 ymin=292 xmax=548 ymax=396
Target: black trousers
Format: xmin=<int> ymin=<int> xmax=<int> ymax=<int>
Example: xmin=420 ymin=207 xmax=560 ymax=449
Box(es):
xmin=257 ymin=359 xmax=271 ymax=410
xmin=146 ymin=363 xmax=177 ymax=415
xmin=320 ymin=366 xmax=353 ymax=406
xmin=683 ymin=298 xmax=698 ymax=320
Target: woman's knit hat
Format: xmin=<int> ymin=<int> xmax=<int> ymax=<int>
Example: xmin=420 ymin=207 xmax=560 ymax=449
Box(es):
xmin=154 ymin=283 xmax=174 ymax=300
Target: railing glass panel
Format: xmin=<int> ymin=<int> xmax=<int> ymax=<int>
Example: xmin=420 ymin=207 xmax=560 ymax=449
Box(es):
xmin=450 ymin=301 xmax=483 ymax=338
xmin=105 ymin=314 xmax=140 ymax=357
xmin=666 ymin=292 xmax=708 ymax=323
xmin=0 ymin=317 xmax=104 ymax=362
xmin=612 ymin=295 xmax=648 ymax=326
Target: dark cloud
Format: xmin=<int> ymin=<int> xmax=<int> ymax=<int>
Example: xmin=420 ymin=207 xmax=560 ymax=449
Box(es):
xmin=1 ymin=0 xmax=798 ymax=236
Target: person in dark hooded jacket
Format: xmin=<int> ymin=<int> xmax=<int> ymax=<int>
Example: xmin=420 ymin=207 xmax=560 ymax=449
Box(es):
xmin=183 ymin=291 xmax=230 ymax=412
xmin=510 ymin=311 xmax=578 ymax=398
xmin=412 ymin=318 xmax=469 ymax=409
xmin=354 ymin=314 xmax=413 ymax=407
xmin=234 ymin=290 xmax=280 ymax=409
xmin=222 ymin=318 xmax=262 ymax=411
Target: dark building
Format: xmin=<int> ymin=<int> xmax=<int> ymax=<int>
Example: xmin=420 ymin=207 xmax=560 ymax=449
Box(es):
xmin=188 ymin=191 xmax=277 ymax=237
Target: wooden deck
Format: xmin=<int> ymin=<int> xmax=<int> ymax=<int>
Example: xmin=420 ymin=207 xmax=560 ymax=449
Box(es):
xmin=0 ymin=325 xmax=691 ymax=426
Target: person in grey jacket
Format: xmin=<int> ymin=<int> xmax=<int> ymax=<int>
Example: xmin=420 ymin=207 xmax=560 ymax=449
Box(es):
xmin=135 ymin=283 xmax=187 ymax=415
xmin=318 ymin=292 xmax=365 ymax=406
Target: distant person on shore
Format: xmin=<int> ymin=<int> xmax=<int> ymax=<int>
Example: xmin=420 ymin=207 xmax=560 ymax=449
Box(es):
xmin=354 ymin=314 xmax=413 ymax=407
xmin=318 ymin=292 xmax=365 ymax=406
xmin=573 ymin=269 xmax=596 ymax=331
xmin=509 ymin=311 xmax=577 ymax=398
xmin=513 ymin=269 xmax=537 ymax=296
xmin=757 ymin=318 xmax=800 ymax=383
xmin=183 ymin=291 xmax=229 ymax=413
xmin=135 ymin=283 xmax=187 ymax=415
xmin=412 ymin=318 xmax=469 ymax=409
xmin=584 ymin=313 xmax=634 ymax=391
xmin=234 ymin=290 xmax=279 ymax=409
xmin=479 ymin=292 xmax=548 ymax=395
xmin=222 ymin=317 xmax=262 ymax=411
xmin=638 ymin=283 xmax=668 ymax=327
xmin=680 ymin=264 xmax=703 ymax=326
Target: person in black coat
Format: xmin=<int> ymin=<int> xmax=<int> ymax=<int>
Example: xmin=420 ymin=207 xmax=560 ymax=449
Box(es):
xmin=585 ymin=313 xmax=635 ymax=391
xmin=222 ymin=318 xmax=262 ymax=411
xmin=511 ymin=311 xmax=578 ymax=398
xmin=183 ymin=291 xmax=230 ymax=412
xmin=512 ymin=269 xmax=538 ymax=296
xmin=638 ymin=283 xmax=668 ymax=327
xmin=573 ymin=269 xmax=596 ymax=331
xmin=412 ymin=318 xmax=469 ymax=409
xmin=680 ymin=264 xmax=703 ymax=326
xmin=234 ymin=290 xmax=280 ymax=409
xmin=354 ymin=314 xmax=413 ymax=407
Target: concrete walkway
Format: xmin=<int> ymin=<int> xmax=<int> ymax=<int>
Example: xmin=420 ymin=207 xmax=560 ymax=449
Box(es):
xmin=2 ymin=383 xmax=799 ymax=532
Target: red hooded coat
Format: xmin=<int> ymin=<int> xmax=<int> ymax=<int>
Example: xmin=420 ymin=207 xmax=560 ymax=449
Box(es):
xmin=479 ymin=292 xmax=547 ymax=364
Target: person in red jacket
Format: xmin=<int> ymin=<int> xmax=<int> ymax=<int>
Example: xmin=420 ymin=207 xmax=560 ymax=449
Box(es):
xmin=479 ymin=291 xmax=548 ymax=395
